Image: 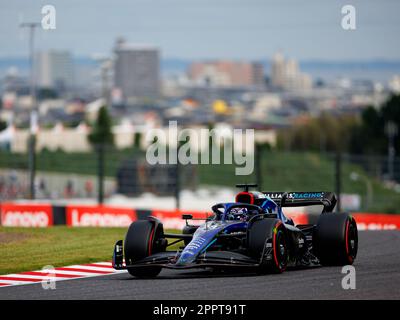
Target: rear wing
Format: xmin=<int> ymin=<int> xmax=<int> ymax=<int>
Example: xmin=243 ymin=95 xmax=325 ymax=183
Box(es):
xmin=262 ymin=192 xmax=337 ymax=212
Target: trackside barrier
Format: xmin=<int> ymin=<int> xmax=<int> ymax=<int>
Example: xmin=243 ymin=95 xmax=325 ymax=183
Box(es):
xmin=66 ymin=205 xmax=137 ymax=227
xmin=353 ymin=213 xmax=400 ymax=230
xmin=1 ymin=202 xmax=400 ymax=229
xmin=0 ymin=203 xmax=54 ymax=227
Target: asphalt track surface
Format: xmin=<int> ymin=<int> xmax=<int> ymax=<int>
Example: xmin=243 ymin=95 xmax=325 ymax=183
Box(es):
xmin=1 ymin=231 xmax=400 ymax=300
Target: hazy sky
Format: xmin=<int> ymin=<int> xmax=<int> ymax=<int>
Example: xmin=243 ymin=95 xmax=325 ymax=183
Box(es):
xmin=1 ymin=0 xmax=399 ymax=60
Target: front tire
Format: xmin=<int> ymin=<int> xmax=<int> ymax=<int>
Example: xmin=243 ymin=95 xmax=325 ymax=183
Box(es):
xmin=124 ymin=219 xmax=164 ymax=278
xmin=248 ymin=218 xmax=288 ymax=273
xmin=314 ymin=212 xmax=358 ymax=266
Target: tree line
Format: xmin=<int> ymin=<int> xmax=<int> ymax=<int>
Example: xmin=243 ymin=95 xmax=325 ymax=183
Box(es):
xmin=277 ymin=94 xmax=400 ymax=156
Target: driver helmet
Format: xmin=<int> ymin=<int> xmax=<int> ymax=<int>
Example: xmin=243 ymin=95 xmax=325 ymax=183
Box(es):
xmin=227 ymin=207 xmax=248 ymax=221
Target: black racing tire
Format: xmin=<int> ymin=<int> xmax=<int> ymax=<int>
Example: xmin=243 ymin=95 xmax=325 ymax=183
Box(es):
xmin=124 ymin=220 xmax=164 ymax=278
xmin=247 ymin=218 xmax=288 ymax=273
xmin=313 ymin=212 xmax=358 ymax=266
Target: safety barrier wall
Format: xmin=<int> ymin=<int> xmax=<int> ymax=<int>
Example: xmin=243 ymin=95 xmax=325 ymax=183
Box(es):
xmin=1 ymin=202 xmax=400 ymax=230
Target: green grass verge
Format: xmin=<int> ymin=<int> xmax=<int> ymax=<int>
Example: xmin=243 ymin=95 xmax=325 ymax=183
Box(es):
xmin=0 ymin=149 xmax=399 ymax=212
xmin=198 ymin=151 xmax=400 ymax=213
xmin=0 ymin=226 xmax=181 ymax=275
xmin=0 ymin=148 xmax=142 ymax=177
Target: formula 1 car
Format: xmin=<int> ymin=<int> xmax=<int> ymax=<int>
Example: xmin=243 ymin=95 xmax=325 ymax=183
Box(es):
xmin=112 ymin=184 xmax=358 ymax=278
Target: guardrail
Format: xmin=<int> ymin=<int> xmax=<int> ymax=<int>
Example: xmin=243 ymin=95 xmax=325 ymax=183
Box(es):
xmin=1 ymin=202 xmax=400 ymax=230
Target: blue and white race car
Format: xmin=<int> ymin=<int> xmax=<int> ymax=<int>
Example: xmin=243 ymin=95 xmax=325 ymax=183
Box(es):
xmin=112 ymin=184 xmax=358 ymax=277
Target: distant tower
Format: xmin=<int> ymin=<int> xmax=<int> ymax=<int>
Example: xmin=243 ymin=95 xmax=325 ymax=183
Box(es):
xmin=285 ymin=59 xmax=299 ymax=89
xmin=115 ymin=36 xmax=126 ymax=49
xmin=113 ymin=39 xmax=160 ymax=101
xmin=35 ymin=50 xmax=73 ymax=91
xmin=271 ymin=52 xmax=285 ymax=89
xmin=270 ymin=53 xmax=312 ymax=92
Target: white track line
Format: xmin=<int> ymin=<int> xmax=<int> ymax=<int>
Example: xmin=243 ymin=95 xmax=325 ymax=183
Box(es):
xmin=1 ymin=274 xmax=71 ymax=280
xmin=33 ymin=270 xmax=105 ymax=276
xmin=59 ymin=265 xmax=117 ymax=272
xmin=0 ymin=279 xmax=40 ymax=285
xmin=0 ymin=262 xmax=127 ymax=288
xmin=88 ymin=262 xmax=113 ymax=266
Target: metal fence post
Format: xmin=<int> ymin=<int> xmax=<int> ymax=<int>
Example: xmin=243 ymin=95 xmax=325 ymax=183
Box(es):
xmin=335 ymin=151 xmax=342 ymax=212
xmin=255 ymin=143 xmax=263 ymax=190
xmin=97 ymin=144 xmax=105 ymax=205
xmin=28 ymin=134 xmax=36 ymax=199
xmin=175 ymin=146 xmax=180 ymax=211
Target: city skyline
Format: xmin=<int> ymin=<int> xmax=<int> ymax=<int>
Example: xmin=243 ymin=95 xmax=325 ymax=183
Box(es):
xmin=1 ymin=0 xmax=400 ymax=61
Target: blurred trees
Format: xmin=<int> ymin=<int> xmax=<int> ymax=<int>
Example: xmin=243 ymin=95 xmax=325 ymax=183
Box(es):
xmin=351 ymin=94 xmax=400 ymax=155
xmin=277 ymin=112 xmax=360 ymax=153
xmin=0 ymin=120 xmax=7 ymax=132
xmin=133 ymin=132 xmax=142 ymax=149
xmin=87 ymin=106 xmax=114 ymax=147
xmin=277 ymin=94 xmax=400 ymax=155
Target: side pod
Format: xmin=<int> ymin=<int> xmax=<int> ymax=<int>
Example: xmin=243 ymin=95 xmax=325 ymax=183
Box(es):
xmin=112 ymin=240 xmax=125 ymax=270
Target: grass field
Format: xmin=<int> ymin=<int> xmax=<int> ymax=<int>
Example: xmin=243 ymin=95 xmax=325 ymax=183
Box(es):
xmin=0 ymin=226 xmax=181 ymax=275
xmin=0 ymin=148 xmax=142 ymax=177
xmin=0 ymin=149 xmax=399 ymax=212
xmin=198 ymin=151 xmax=400 ymax=213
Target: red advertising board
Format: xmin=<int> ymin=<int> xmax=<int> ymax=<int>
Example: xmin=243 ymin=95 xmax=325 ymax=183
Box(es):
xmin=66 ymin=205 xmax=137 ymax=227
xmin=0 ymin=203 xmax=53 ymax=227
xmin=353 ymin=213 xmax=400 ymax=230
xmin=2 ymin=201 xmax=400 ymax=230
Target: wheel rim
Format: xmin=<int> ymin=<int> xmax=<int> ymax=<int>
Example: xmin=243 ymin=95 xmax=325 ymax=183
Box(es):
xmin=274 ymin=229 xmax=288 ymax=271
xmin=345 ymin=218 xmax=358 ymax=263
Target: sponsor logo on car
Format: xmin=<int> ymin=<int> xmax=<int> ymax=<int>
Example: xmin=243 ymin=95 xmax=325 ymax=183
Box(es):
xmin=264 ymin=192 xmax=325 ymax=199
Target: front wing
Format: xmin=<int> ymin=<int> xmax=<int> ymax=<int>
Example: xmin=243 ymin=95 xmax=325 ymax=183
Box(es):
xmin=112 ymin=240 xmax=260 ymax=270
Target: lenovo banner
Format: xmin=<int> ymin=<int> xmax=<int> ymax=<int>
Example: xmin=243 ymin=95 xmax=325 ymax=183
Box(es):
xmin=353 ymin=213 xmax=400 ymax=230
xmin=66 ymin=205 xmax=137 ymax=227
xmin=0 ymin=203 xmax=53 ymax=227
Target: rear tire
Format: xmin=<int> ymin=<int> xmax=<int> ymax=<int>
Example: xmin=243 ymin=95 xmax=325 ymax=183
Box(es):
xmin=124 ymin=219 xmax=164 ymax=278
xmin=314 ymin=212 xmax=358 ymax=266
xmin=248 ymin=218 xmax=288 ymax=273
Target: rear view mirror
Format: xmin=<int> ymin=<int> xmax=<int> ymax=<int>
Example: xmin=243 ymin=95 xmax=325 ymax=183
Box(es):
xmin=182 ymin=214 xmax=193 ymax=220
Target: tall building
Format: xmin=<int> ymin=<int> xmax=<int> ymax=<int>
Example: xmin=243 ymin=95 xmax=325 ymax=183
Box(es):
xmin=389 ymin=75 xmax=400 ymax=94
xmin=114 ymin=40 xmax=160 ymax=101
xmin=188 ymin=61 xmax=264 ymax=88
xmin=270 ymin=53 xmax=286 ymax=88
xmin=270 ymin=53 xmax=312 ymax=91
xmin=35 ymin=50 xmax=73 ymax=90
